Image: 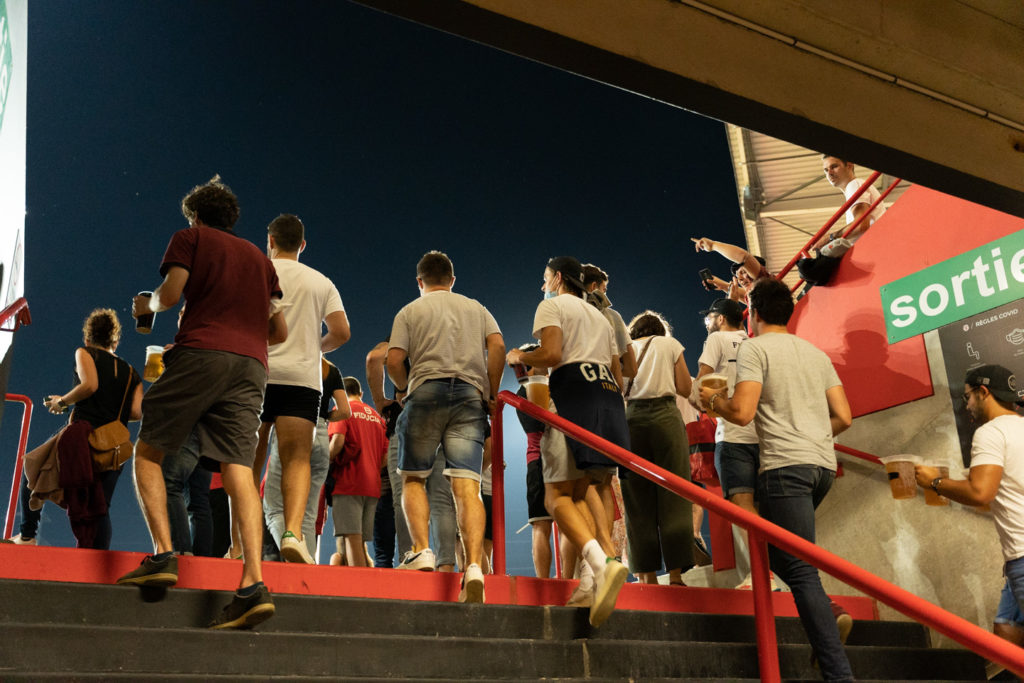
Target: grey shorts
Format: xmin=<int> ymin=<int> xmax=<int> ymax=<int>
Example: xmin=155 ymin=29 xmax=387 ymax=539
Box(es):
xmin=138 ymin=347 xmax=267 ymax=468
xmin=332 ymin=494 xmax=376 ymax=538
xmin=540 ymin=425 xmax=614 ymax=485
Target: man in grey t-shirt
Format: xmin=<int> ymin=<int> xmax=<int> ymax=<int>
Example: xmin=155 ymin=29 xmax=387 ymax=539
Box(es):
xmin=700 ymin=277 xmax=854 ymax=682
xmin=386 ymin=251 xmax=505 ymax=603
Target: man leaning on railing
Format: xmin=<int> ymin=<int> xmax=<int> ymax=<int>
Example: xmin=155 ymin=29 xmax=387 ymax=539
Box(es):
xmin=796 ymin=155 xmax=887 ymax=290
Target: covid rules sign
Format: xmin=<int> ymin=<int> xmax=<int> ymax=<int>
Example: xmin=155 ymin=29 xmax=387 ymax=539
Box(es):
xmin=881 ymin=231 xmax=1024 ymax=344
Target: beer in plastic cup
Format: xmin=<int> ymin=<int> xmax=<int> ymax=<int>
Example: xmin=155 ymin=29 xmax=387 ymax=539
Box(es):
xmin=879 ymin=455 xmax=920 ymax=500
xmin=143 ymin=345 xmax=164 ymax=383
xmin=524 ymin=376 xmax=549 ymax=409
xmin=919 ymin=463 xmax=951 ymax=506
xmin=136 ymin=291 xmax=156 ymax=334
xmin=699 ymin=373 xmax=728 ymax=419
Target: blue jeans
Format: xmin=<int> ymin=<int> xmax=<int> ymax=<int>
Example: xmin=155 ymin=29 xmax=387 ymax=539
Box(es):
xmin=387 ymin=437 xmax=413 ymax=557
xmin=163 ymin=431 xmax=211 ymax=555
xmin=1004 ymin=555 xmax=1024 ymax=621
xmin=997 ymin=576 xmax=1024 ymax=625
xmin=18 ymin=475 xmax=39 ymax=539
xmin=396 ymin=379 xmax=487 ymax=479
xmin=758 ymin=465 xmax=853 ymax=682
xmin=263 ymin=417 xmax=330 ymax=557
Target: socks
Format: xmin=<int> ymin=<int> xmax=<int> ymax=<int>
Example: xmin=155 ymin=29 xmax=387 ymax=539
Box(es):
xmin=582 ymin=539 xmax=607 ymax=573
xmin=152 ymin=551 xmax=174 ymax=562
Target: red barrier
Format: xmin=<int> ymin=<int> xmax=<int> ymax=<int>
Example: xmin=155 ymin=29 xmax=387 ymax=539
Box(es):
xmin=3 ymin=394 xmax=32 ymax=538
xmin=493 ymin=389 xmax=1024 ymax=682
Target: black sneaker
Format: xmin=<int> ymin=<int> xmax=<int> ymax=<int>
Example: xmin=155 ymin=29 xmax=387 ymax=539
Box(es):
xmin=208 ymin=584 xmax=275 ymax=630
xmin=116 ymin=554 xmax=178 ymax=587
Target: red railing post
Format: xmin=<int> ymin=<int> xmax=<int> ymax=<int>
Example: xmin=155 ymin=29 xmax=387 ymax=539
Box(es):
xmin=749 ymin=530 xmax=780 ymax=683
xmin=491 ymin=400 xmax=506 ymax=575
xmin=4 ymin=394 xmax=33 ymax=539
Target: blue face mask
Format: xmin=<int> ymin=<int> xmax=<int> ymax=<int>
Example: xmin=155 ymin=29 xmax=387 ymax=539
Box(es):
xmin=544 ymin=289 xmax=557 ymax=300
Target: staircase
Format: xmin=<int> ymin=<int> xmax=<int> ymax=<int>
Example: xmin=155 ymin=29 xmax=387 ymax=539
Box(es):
xmin=0 ymin=576 xmax=993 ymax=681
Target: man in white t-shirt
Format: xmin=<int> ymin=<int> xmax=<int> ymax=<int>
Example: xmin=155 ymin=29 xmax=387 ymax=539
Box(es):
xmin=701 ymin=278 xmax=854 ymax=681
xmin=798 ymin=155 xmax=887 ymax=287
xmin=915 ymin=364 xmax=1024 ymax=657
xmin=387 ymin=251 xmax=505 ymax=603
xmin=693 ymin=296 xmax=771 ymax=588
xmin=256 ymin=214 xmax=350 ymax=564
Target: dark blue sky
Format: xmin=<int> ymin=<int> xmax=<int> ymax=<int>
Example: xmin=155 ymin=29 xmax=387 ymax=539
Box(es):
xmin=5 ymin=1 xmax=745 ymax=571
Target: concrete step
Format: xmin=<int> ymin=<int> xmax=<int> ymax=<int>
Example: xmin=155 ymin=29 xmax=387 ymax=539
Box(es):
xmin=0 ymin=622 xmax=988 ymax=680
xmin=0 ymin=578 xmax=926 ymax=647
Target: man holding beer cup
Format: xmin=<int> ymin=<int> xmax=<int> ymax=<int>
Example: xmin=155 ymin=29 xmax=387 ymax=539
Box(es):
xmin=914 ymin=364 xmax=1024 ymax=655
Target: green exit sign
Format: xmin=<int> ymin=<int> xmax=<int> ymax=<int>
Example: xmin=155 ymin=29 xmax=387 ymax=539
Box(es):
xmin=881 ymin=231 xmax=1024 ymax=344
xmin=0 ymin=1 xmax=12 ymax=135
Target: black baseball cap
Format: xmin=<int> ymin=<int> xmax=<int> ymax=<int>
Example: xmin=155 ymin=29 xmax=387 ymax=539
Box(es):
xmin=700 ymin=298 xmax=746 ymax=319
xmin=546 ymin=256 xmax=585 ymax=290
xmin=965 ymin=364 xmax=1024 ymax=406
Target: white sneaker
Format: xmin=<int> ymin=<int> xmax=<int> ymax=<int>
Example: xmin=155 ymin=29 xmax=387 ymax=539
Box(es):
xmin=736 ymin=572 xmax=780 ymax=591
xmin=280 ymin=531 xmax=315 ymax=564
xmin=589 ymin=558 xmax=628 ymax=627
xmin=567 ymin=559 xmax=595 ymax=607
xmin=397 ymin=548 xmax=436 ymax=571
xmin=9 ymin=534 xmax=36 ymax=546
xmin=458 ymin=563 xmax=485 ymax=603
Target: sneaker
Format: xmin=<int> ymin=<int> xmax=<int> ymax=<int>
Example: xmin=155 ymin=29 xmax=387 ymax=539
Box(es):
xmin=589 ymin=558 xmax=628 ymax=627
xmin=9 ymin=534 xmax=36 ymax=546
xmin=208 ymin=583 xmax=275 ymax=630
xmin=566 ymin=583 xmax=594 ymax=607
xmin=832 ymin=601 xmax=853 ymax=643
xmin=693 ymin=536 xmax=711 ymax=566
xmin=458 ymin=563 xmax=485 ymax=603
xmin=116 ymin=554 xmax=178 ymax=587
xmin=279 ymin=531 xmax=314 ymax=564
xmin=397 ymin=548 xmax=436 ymax=571
xmin=736 ymin=572 xmax=780 ymax=592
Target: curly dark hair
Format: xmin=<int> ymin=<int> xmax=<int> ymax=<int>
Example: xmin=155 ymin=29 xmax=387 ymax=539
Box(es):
xmin=747 ymin=277 xmax=794 ymax=325
xmin=628 ymin=310 xmax=671 ymax=339
xmin=180 ymin=175 xmax=240 ymax=229
xmin=83 ymin=308 xmax=121 ymax=348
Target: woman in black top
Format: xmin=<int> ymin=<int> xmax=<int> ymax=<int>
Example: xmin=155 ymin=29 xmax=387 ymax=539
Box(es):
xmin=40 ymin=308 xmax=143 ymax=549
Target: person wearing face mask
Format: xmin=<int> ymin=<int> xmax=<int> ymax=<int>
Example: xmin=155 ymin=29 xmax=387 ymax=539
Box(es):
xmin=506 ymin=256 xmax=630 ymax=627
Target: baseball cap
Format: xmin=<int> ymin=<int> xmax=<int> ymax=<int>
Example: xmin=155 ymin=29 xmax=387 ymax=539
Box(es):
xmin=546 ymin=256 xmax=585 ymax=290
xmin=700 ymin=298 xmax=746 ymax=319
xmin=965 ymin=364 xmax=1024 ymax=406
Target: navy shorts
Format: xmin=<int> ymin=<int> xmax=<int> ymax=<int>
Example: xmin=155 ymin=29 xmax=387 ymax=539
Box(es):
xmin=526 ymin=459 xmax=551 ymax=522
xmin=715 ymin=441 xmax=760 ymax=498
xmin=549 ymin=362 xmax=630 ymax=471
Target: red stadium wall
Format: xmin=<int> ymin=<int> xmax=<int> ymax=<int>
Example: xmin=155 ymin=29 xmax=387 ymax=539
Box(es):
xmin=790 ymin=185 xmax=1024 ymax=417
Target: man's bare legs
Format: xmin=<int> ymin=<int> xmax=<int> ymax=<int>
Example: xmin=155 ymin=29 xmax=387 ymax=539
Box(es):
xmin=274 ymin=415 xmax=315 ymax=540
xmin=450 ymin=476 xmax=485 ymax=567
xmin=531 ymin=520 xmax=553 ymax=578
xmin=133 ymin=440 xmax=173 ymax=554
xmin=220 ymin=462 xmax=263 ymax=589
xmin=402 ymin=475 xmax=432 ymax=552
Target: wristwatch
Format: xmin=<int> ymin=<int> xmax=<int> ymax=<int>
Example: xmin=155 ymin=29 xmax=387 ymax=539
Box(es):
xmin=930 ymin=477 xmax=942 ymax=493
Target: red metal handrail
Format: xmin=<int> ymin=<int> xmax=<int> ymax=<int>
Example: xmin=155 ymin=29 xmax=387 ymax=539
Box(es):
xmin=775 ymin=171 xmax=881 ymax=281
xmin=3 ymin=394 xmax=33 ymax=538
xmin=492 ymin=389 xmax=1024 ymax=682
xmin=834 ymin=442 xmax=883 ymax=465
xmin=0 ymin=297 xmax=31 ymax=333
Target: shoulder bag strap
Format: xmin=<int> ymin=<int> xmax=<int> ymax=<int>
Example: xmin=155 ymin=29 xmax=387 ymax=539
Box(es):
xmin=624 ymin=337 xmax=655 ymax=398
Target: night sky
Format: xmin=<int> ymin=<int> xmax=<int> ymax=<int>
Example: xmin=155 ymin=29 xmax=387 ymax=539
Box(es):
xmin=3 ymin=1 xmax=746 ymax=573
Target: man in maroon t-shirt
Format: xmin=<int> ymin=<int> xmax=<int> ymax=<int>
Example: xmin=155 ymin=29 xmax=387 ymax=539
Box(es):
xmin=117 ymin=176 xmax=287 ymax=631
xmin=326 ymin=377 xmax=388 ymax=567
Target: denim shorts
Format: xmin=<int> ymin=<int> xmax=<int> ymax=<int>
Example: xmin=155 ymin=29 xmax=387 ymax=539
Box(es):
xmin=396 ymin=378 xmax=487 ymax=481
xmin=715 ymin=441 xmax=760 ymax=498
xmin=995 ymin=578 xmax=1024 ymax=626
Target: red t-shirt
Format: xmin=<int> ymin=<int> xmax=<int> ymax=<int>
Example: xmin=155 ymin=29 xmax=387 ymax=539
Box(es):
xmin=327 ymin=400 xmax=388 ymax=497
xmin=161 ymin=226 xmax=282 ymax=369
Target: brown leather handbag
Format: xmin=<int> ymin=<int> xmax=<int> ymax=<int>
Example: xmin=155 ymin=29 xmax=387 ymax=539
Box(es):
xmin=88 ymin=367 xmax=135 ymax=471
